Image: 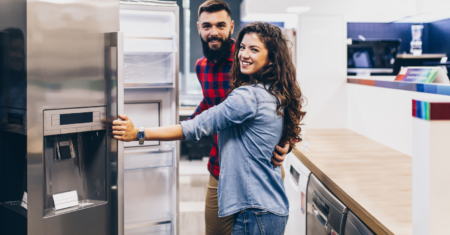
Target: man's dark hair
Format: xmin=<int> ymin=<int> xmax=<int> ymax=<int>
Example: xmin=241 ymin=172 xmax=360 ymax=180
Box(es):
xmin=198 ymin=0 xmax=231 ymax=17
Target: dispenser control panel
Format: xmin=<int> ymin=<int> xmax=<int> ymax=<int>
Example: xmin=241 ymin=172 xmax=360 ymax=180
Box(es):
xmin=44 ymin=107 xmax=106 ymax=136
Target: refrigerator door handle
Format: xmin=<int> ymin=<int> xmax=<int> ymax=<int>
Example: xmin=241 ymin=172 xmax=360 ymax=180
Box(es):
xmin=312 ymin=205 xmax=328 ymax=228
xmin=116 ymin=31 xmax=125 ymax=235
xmin=105 ymin=31 xmax=124 ymax=235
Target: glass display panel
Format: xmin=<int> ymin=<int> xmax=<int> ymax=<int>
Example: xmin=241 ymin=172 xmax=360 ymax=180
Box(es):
xmin=124 ymin=102 xmax=160 ymax=147
xmin=124 ymin=52 xmax=174 ymax=85
xmin=60 ymin=112 xmax=93 ymax=125
xmin=43 ymin=130 xmax=107 ymax=217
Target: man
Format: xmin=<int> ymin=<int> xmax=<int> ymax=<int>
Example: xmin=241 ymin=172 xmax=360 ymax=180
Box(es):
xmin=189 ymin=1 xmax=290 ymax=234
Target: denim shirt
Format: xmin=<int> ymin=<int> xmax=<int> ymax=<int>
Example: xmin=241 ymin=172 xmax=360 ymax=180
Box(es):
xmin=181 ymin=83 xmax=289 ymax=217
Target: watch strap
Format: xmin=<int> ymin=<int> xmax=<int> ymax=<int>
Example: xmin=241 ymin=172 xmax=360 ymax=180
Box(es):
xmin=137 ymin=127 xmax=145 ymax=145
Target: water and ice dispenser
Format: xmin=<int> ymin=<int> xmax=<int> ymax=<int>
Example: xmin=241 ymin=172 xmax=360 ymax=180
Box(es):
xmin=43 ymin=107 xmax=107 ymax=216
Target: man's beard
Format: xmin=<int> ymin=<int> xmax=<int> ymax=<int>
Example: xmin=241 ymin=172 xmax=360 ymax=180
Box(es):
xmin=200 ymin=32 xmax=233 ymax=62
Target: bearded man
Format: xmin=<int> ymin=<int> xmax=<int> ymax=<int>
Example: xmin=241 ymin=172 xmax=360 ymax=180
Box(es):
xmin=188 ymin=1 xmax=290 ymax=234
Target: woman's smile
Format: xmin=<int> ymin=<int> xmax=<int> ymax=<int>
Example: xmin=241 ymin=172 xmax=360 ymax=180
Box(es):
xmin=238 ymin=33 xmax=270 ymax=76
xmin=241 ymin=60 xmax=253 ymax=68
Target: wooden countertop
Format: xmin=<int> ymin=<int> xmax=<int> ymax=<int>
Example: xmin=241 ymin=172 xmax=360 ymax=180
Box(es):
xmin=293 ymin=129 xmax=412 ymax=235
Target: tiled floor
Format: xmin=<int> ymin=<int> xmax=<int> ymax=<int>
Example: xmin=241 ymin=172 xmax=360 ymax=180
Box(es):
xmin=179 ymin=158 xmax=210 ymax=235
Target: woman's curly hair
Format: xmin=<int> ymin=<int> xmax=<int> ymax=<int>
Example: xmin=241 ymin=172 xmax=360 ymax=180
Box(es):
xmin=229 ymin=22 xmax=306 ymax=147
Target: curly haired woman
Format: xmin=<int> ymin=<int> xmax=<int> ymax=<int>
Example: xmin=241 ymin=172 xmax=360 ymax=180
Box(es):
xmin=113 ymin=22 xmax=306 ymax=235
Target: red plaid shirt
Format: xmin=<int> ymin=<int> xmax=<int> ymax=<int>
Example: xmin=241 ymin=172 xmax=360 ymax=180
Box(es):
xmin=188 ymin=39 xmax=235 ymax=179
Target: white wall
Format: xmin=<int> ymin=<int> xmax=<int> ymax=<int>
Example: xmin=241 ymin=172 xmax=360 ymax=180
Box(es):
xmin=297 ymin=15 xmax=347 ymax=129
xmin=242 ymin=0 xmax=416 ymax=22
xmin=415 ymin=0 xmax=450 ymax=15
xmin=347 ymin=83 xmax=450 ymax=156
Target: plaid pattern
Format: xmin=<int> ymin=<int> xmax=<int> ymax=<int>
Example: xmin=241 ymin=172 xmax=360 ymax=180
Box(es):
xmin=188 ymin=39 xmax=235 ymax=179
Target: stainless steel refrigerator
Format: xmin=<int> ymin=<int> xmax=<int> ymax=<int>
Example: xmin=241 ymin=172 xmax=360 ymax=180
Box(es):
xmin=0 ymin=0 xmax=122 ymax=234
xmin=119 ymin=1 xmax=179 ymax=235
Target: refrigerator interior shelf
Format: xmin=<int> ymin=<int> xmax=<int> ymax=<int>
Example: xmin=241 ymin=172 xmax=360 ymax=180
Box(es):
xmin=125 ymin=36 xmax=173 ymax=41
xmin=124 ymin=148 xmax=174 ymax=170
xmin=124 ymin=50 xmax=176 ymax=53
xmin=121 ymin=0 xmax=177 ymax=7
xmin=0 ymin=201 xmax=27 ymax=218
xmin=124 ymin=83 xmax=175 ymax=89
xmin=125 ymin=219 xmax=171 ymax=230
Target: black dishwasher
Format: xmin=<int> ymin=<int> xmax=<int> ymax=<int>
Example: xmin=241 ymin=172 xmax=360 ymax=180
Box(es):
xmin=307 ymin=174 xmax=348 ymax=235
xmin=343 ymin=211 xmax=375 ymax=235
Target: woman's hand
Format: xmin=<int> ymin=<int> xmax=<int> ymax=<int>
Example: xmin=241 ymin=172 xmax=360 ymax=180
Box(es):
xmin=112 ymin=114 xmax=138 ymax=142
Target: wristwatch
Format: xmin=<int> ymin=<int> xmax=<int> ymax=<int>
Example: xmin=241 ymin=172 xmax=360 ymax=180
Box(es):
xmin=136 ymin=127 xmax=145 ymax=145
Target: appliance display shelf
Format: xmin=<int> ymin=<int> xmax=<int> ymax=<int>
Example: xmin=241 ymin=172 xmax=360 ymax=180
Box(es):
xmin=43 ymin=199 xmax=106 ymax=218
xmin=0 ymin=201 xmax=27 ymax=218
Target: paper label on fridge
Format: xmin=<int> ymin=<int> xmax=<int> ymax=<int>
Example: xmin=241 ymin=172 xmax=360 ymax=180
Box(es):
xmin=301 ymin=191 xmax=306 ymax=214
xmin=53 ymin=190 xmax=79 ymax=210
xmin=21 ymin=192 xmax=28 ymax=209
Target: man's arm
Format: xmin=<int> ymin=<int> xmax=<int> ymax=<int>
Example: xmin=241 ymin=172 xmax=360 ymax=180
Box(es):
xmin=271 ymin=143 xmax=290 ymax=168
xmin=187 ymin=97 xmax=208 ymax=120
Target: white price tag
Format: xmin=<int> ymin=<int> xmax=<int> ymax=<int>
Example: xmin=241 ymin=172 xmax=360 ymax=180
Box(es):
xmin=53 ymin=190 xmax=79 ymax=210
xmin=21 ymin=192 xmax=27 ymax=209
xmin=399 ymin=67 xmax=408 ymax=75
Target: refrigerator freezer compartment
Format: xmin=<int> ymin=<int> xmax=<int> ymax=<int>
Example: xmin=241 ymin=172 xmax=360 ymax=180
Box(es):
xmin=124 ymin=149 xmax=173 ymax=170
xmin=124 ymin=101 xmax=161 ymax=147
xmin=124 ymin=166 xmax=175 ymax=225
xmin=125 ymin=219 xmax=172 ymax=235
xmin=124 ymin=52 xmax=174 ymax=86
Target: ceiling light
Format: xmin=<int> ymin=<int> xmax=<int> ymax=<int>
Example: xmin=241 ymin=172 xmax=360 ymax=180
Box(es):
xmin=286 ymin=6 xmax=311 ymax=14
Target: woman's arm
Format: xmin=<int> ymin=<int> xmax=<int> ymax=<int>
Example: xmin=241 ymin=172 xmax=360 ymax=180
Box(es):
xmin=112 ymin=114 xmax=184 ymax=142
xmin=113 ymin=86 xmax=257 ymax=143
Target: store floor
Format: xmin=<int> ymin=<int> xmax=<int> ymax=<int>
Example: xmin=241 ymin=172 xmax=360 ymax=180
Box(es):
xmin=179 ymin=157 xmax=210 ymax=235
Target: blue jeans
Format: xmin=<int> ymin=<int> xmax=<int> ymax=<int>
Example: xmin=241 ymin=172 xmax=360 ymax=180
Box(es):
xmin=232 ymin=209 xmax=288 ymax=235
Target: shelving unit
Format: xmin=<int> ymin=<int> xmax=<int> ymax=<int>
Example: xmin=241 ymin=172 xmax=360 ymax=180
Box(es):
xmin=0 ymin=201 xmax=27 ymax=218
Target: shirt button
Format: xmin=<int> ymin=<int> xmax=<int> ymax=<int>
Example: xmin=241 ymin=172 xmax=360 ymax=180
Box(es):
xmin=213 ymin=83 xmax=217 ymax=89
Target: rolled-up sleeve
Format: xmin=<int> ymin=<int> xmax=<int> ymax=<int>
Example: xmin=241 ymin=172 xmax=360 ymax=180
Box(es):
xmin=181 ymin=86 xmax=257 ymax=142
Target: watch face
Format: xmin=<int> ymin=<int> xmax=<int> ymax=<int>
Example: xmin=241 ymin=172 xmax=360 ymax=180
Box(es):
xmin=137 ymin=131 xmax=145 ymax=139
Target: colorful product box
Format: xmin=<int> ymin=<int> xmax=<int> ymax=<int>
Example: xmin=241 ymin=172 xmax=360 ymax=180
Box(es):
xmin=395 ymin=67 xmax=449 ymax=84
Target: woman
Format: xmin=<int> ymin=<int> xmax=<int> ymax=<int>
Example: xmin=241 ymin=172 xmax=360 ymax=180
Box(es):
xmin=113 ymin=22 xmax=306 ymax=235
